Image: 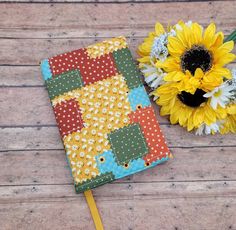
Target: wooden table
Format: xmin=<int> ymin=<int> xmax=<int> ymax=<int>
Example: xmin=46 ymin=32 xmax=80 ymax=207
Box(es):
xmin=0 ymin=1 xmax=236 ymax=229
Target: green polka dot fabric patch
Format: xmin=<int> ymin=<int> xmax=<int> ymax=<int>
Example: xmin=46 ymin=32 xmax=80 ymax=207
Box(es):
xmin=108 ymin=123 xmax=149 ymax=165
xmin=75 ymin=172 xmax=115 ymax=193
xmin=112 ymin=48 xmax=142 ymax=89
xmin=46 ymin=69 xmax=83 ymax=100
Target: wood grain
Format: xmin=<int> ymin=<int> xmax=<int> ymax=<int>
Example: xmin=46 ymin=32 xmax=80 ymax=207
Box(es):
xmin=0 ymin=37 xmax=235 ymax=66
xmin=1 ymin=196 xmax=235 ymax=230
xmin=0 ymin=1 xmax=236 ymax=229
xmin=0 ymin=2 xmax=235 ymax=38
xmin=0 ymin=183 xmax=235 ymax=230
xmin=1 ymin=64 xmax=236 ymax=87
xmin=2 ymin=0 xmax=235 ymax=3
xmin=0 ymin=147 xmax=235 ymax=186
xmin=1 ymin=181 xmax=236 ymax=202
xmin=0 ymin=126 xmax=235 ymax=152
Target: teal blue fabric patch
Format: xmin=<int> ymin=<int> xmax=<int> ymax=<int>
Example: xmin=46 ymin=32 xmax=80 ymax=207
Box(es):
xmin=41 ymin=59 xmax=52 ymax=80
xmin=128 ymin=86 xmax=151 ymax=111
xmin=96 ymin=150 xmax=169 ymax=179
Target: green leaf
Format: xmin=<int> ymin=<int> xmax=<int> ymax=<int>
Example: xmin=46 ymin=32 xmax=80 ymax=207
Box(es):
xmin=224 ymin=29 xmax=236 ymax=42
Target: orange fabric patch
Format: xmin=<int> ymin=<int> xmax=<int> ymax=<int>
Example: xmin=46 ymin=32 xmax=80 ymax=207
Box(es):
xmin=129 ymin=106 xmax=170 ymax=163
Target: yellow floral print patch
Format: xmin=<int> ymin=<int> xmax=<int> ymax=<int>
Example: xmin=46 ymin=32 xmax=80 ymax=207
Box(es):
xmin=86 ymin=36 xmax=127 ymax=58
xmin=64 ymin=128 xmax=109 ymax=183
xmin=62 ymin=75 xmax=132 ymax=183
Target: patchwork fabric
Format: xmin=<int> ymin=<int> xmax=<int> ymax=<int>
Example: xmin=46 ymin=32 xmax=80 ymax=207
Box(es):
xmin=113 ymin=48 xmax=142 ymax=89
xmin=40 ymin=37 xmax=171 ymax=193
xmin=128 ymin=86 xmax=151 ymax=111
xmin=96 ymin=150 xmax=169 ymax=179
xmin=54 ymin=98 xmax=84 ymax=138
xmin=108 ymin=123 xmax=148 ymax=165
xmin=41 ymin=59 xmax=52 ymax=80
xmin=49 ymin=48 xmax=118 ymax=85
xmin=75 ymin=172 xmax=115 ymax=193
xmin=46 ymin=70 xmax=83 ymax=100
xmin=86 ymin=36 xmax=127 ymax=58
xmin=129 ymin=106 xmax=170 ymax=163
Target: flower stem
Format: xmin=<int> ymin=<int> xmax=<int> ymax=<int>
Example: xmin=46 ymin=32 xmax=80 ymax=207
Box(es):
xmin=224 ymin=29 xmax=236 ymax=42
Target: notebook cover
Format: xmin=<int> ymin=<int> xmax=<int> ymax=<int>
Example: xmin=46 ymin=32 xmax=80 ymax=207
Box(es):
xmin=40 ymin=37 xmax=171 ymax=193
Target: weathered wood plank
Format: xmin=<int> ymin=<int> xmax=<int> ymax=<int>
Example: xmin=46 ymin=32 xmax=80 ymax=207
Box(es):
xmin=1 ymin=181 xmax=236 ymax=201
xmin=0 ymin=197 xmax=235 ymax=230
xmin=0 ymin=66 xmax=43 ymax=87
xmin=0 ymin=183 xmax=235 ymax=230
xmin=1 ymin=63 xmax=236 ymax=87
xmin=0 ymin=2 xmax=235 ymax=38
xmin=2 ymin=0 xmax=235 ymax=3
xmin=0 ymin=126 xmax=235 ymax=151
xmin=0 ymin=87 xmax=55 ymax=126
xmin=0 ymin=147 xmax=235 ymax=186
xmin=0 ymin=198 xmax=132 ymax=230
xmin=0 ymin=37 xmax=136 ymax=65
xmin=0 ymin=37 xmax=235 ymax=67
xmin=0 ymin=87 xmax=168 ymax=126
xmin=0 ymin=1 xmax=235 ymax=230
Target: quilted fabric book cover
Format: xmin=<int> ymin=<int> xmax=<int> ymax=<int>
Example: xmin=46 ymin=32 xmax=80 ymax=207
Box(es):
xmin=40 ymin=37 xmax=171 ymax=193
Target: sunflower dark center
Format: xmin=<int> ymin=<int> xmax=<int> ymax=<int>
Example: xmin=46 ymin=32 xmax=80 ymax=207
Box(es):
xmin=181 ymin=45 xmax=212 ymax=75
xmin=177 ymin=89 xmax=207 ymax=107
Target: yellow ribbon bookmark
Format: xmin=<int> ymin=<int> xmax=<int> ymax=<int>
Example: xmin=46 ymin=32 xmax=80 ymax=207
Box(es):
xmin=84 ymin=190 xmax=104 ymax=230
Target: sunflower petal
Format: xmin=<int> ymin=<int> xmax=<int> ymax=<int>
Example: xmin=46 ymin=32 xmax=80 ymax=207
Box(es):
xmin=210 ymin=32 xmax=224 ymax=51
xmin=192 ymin=23 xmax=203 ymax=44
xmin=183 ymin=25 xmax=195 ymax=48
xmin=194 ymin=68 xmax=204 ymax=79
xmin=187 ymin=114 xmax=195 ymax=131
xmin=219 ymin=40 xmax=234 ymax=52
xmin=227 ymin=104 xmax=236 ymax=115
xmin=211 ymin=66 xmax=232 ymax=79
xmin=164 ymin=71 xmax=185 ymax=82
xmin=213 ymin=40 xmax=235 ymax=63
xmin=155 ymin=22 xmax=165 ymax=36
xmin=203 ymin=23 xmax=216 ymax=49
xmin=137 ymin=56 xmax=150 ymax=63
xmin=168 ymin=36 xmax=186 ymax=55
xmin=157 ymin=57 xmax=180 ymax=72
xmin=214 ymin=53 xmax=236 ymax=67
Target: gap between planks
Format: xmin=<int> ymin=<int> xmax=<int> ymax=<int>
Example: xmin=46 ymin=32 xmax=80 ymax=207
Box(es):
xmin=1 ymin=0 xmax=236 ymax=3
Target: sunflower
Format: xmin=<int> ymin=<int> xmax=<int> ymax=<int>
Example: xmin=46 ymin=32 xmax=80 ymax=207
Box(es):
xmin=157 ymin=22 xmax=236 ymax=92
xmin=138 ymin=21 xmax=236 ymax=134
xmin=153 ymin=81 xmax=227 ymax=131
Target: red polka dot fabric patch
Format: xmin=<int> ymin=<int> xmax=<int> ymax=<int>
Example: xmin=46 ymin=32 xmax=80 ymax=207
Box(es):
xmin=79 ymin=53 xmax=118 ymax=85
xmin=129 ymin=106 xmax=170 ymax=163
xmin=53 ymin=98 xmax=84 ymax=137
xmin=49 ymin=48 xmax=118 ymax=85
xmin=49 ymin=49 xmax=85 ymax=76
